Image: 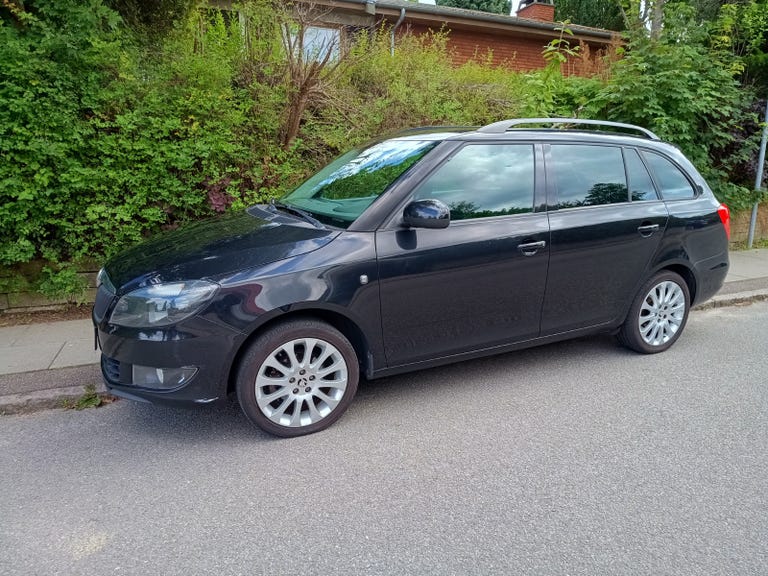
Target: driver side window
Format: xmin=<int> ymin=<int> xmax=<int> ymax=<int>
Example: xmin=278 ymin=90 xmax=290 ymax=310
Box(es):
xmin=413 ymin=144 xmax=535 ymax=221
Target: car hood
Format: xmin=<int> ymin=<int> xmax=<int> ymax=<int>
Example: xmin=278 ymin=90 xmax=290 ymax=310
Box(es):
xmin=105 ymin=206 xmax=339 ymax=292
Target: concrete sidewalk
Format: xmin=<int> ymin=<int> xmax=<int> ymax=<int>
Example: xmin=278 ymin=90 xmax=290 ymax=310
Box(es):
xmin=2 ymin=249 xmax=767 ymax=413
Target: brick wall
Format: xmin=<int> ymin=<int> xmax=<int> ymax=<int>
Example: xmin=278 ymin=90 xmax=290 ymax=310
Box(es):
xmin=730 ymin=205 xmax=768 ymax=244
xmin=452 ymin=29 xmax=548 ymax=70
xmin=401 ymin=24 xmax=610 ymax=75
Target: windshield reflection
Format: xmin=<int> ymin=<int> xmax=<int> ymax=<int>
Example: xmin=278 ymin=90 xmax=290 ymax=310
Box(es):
xmin=281 ymin=139 xmax=439 ymax=228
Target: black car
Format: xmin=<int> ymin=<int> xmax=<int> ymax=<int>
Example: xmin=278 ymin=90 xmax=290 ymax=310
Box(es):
xmin=93 ymin=118 xmax=731 ymax=437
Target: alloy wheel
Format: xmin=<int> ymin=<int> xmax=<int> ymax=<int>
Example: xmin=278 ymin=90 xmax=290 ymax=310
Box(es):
xmin=638 ymin=280 xmax=686 ymax=346
xmin=255 ymin=337 xmax=348 ymax=428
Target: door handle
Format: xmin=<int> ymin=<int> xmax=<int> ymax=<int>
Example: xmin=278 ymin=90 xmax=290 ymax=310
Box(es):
xmin=517 ymin=240 xmax=546 ymax=256
xmin=637 ymin=223 xmax=660 ymax=237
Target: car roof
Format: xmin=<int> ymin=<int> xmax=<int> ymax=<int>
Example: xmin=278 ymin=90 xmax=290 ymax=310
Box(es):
xmin=458 ymin=129 xmax=672 ymax=148
xmin=387 ymin=128 xmax=475 ymax=141
xmin=387 ymin=118 xmax=670 ymax=149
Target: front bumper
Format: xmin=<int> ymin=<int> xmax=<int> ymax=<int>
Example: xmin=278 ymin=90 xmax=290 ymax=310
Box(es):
xmin=95 ymin=315 xmax=245 ymax=407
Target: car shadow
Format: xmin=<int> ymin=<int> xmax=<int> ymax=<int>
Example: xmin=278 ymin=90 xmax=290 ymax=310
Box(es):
xmin=108 ymin=396 xmax=276 ymax=442
xmin=357 ymin=333 xmax=624 ymax=399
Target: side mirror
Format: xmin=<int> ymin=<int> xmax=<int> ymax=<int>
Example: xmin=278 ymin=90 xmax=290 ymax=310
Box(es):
xmin=402 ymin=199 xmax=450 ymax=229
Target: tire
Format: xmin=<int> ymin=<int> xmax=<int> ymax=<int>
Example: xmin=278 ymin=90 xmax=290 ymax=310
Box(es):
xmin=618 ymin=271 xmax=690 ymax=354
xmin=236 ymin=319 xmax=359 ymax=437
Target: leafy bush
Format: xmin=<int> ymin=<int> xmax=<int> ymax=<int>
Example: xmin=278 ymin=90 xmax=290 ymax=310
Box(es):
xmin=308 ymin=28 xmax=593 ymax=151
xmin=37 ymin=265 xmax=88 ymax=303
xmin=584 ymin=4 xmax=760 ymax=209
xmin=1 ymin=1 xmax=124 ymax=264
xmin=1 ymin=0 xmax=765 ymax=303
xmin=0 ymin=1 xmax=273 ymax=267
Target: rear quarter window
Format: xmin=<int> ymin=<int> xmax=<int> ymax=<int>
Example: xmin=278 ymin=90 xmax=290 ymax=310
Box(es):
xmin=641 ymin=151 xmax=696 ymax=200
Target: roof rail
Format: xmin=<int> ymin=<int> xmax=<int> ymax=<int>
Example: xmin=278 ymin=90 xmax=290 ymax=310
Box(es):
xmin=477 ymin=118 xmax=660 ymax=140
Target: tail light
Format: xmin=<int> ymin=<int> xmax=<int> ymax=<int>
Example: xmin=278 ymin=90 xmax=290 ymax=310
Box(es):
xmin=717 ymin=203 xmax=731 ymax=240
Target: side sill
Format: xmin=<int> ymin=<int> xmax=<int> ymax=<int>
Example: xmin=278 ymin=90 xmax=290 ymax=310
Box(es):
xmin=371 ymin=322 xmax=615 ymax=380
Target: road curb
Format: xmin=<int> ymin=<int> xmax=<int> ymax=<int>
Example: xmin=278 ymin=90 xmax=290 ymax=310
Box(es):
xmin=0 ymin=364 xmax=106 ymax=416
xmin=0 ymin=382 xmax=110 ymax=415
xmin=693 ymin=288 xmax=768 ymax=311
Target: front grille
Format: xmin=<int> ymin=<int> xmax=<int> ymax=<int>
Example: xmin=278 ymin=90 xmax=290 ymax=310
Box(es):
xmin=102 ymin=356 xmax=121 ymax=384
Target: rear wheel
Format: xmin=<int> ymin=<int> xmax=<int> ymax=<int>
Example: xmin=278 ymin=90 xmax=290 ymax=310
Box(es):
xmin=618 ymin=271 xmax=690 ymax=354
xmin=236 ymin=319 xmax=359 ymax=437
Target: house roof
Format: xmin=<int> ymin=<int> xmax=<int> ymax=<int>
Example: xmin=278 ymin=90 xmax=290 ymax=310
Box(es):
xmin=321 ymin=0 xmax=616 ymax=44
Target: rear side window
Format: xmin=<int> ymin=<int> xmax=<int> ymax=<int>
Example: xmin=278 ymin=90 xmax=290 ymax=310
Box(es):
xmin=550 ymin=145 xmax=628 ymax=208
xmin=413 ymin=144 xmax=535 ymax=220
xmin=625 ymin=149 xmax=658 ymax=201
xmin=641 ymin=151 xmax=696 ymax=200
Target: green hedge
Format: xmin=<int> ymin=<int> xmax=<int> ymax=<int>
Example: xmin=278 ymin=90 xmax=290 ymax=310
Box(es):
xmin=0 ymin=0 xmax=762 ymax=290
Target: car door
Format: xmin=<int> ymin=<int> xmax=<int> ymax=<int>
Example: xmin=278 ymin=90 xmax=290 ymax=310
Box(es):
xmin=375 ymin=142 xmax=550 ymax=367
xmin=540 ymin=143 xmax=669 ymax=335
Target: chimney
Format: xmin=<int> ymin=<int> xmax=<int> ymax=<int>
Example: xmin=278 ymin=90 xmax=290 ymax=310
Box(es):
xmin=516 ymin=0 xmax=555 ymax=22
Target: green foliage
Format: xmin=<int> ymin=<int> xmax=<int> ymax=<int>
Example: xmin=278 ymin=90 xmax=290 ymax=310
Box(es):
xmin=0 ymin=272 xmax=29 ymax=294
xmin=668 ymin=0 xmax=728 ymax=23
xmin=714 ymin=0 xmax=768 ymax=93
xmin=334 ymin=30 xmax=467 ymax=138
xmin=1 ymin=0 xmax=124 ymax=264
xmin=542 ymin=21 xmax=581 ymax=65
xmin=555 ymin=0 xmax=625 ymax=30
xmin=0 ymin=0 xmax=274 ymax=269
xmin=438 ymin=0 xmax=511 ymax=15
xmin=37 ymin=265 xmax=88 ymax=302
xmin=1 ymin=0 xmax=766 ymax=304
xmin=585 ymin=3 xmax=758 ymax=208
xmin=108 ymin=0 xmax=199 ymax=38
xmin=318 ymin=28 xmax=557 ymax=144
xmin=61 ymin=384 xmax=109 ymax=410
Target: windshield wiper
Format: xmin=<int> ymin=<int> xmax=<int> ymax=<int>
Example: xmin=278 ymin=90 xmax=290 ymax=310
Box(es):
xmin=270 ymin=201 xmax=325 ymax=229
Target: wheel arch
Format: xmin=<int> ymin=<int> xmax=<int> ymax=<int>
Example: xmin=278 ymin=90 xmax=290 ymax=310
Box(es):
xmin=657 ymin=262 xmax=697 ymax=304
xmin=225 ymin=308 xmax=372 ymax=397
xmin=617 ymin=265 xmax=694 ymax=353
xmin=620 ymin=261 xmax=697 ymax=328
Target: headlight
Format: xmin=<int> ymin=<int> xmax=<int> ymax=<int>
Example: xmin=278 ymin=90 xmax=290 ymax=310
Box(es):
xmin=96 ymin=268 xmax=115 ymax=293
xmin=109 ymin=280 xmax=218 ymax=327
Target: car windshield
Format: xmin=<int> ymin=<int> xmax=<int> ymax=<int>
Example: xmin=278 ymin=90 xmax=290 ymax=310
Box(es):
xmin=280 ymin=138 xmax=440 ymax=228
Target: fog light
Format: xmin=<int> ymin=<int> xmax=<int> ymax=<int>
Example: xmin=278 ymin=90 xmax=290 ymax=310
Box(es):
xmin=132 ymin=365 xmax=197 ymax=390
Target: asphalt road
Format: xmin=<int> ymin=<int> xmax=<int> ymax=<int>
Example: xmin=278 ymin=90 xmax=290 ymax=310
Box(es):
xmin=2 ymin=303 xmax=767 ymax=576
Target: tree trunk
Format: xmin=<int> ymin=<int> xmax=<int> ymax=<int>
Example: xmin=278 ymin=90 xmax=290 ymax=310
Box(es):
xmin=282 ymin=88 xmax=311 ymax=149
xmin=650 ymin=0 xmax=665 ymax=40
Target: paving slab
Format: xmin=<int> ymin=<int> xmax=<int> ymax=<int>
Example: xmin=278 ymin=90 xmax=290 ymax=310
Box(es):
xmin=727 ymin=249 xmax=768 ymax=281
xmin=718 ymin=277 xmax=768 ymax=295
xmin=0 ymin=343 xmax=62 ymax=375
xmin=9 ymin=319 xmax=93 ymax=347
xmin=49 ymin=338 xmax=101 ymax=369
xmin=0 ymin=325 xmax=32 ymax=347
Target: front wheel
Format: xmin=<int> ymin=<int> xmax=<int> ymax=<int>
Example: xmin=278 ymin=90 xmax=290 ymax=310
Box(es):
xmin=618 ymin=271 xmax=690 ymax=354
xmin=236 ymin=319 xmax=359 ymax=437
